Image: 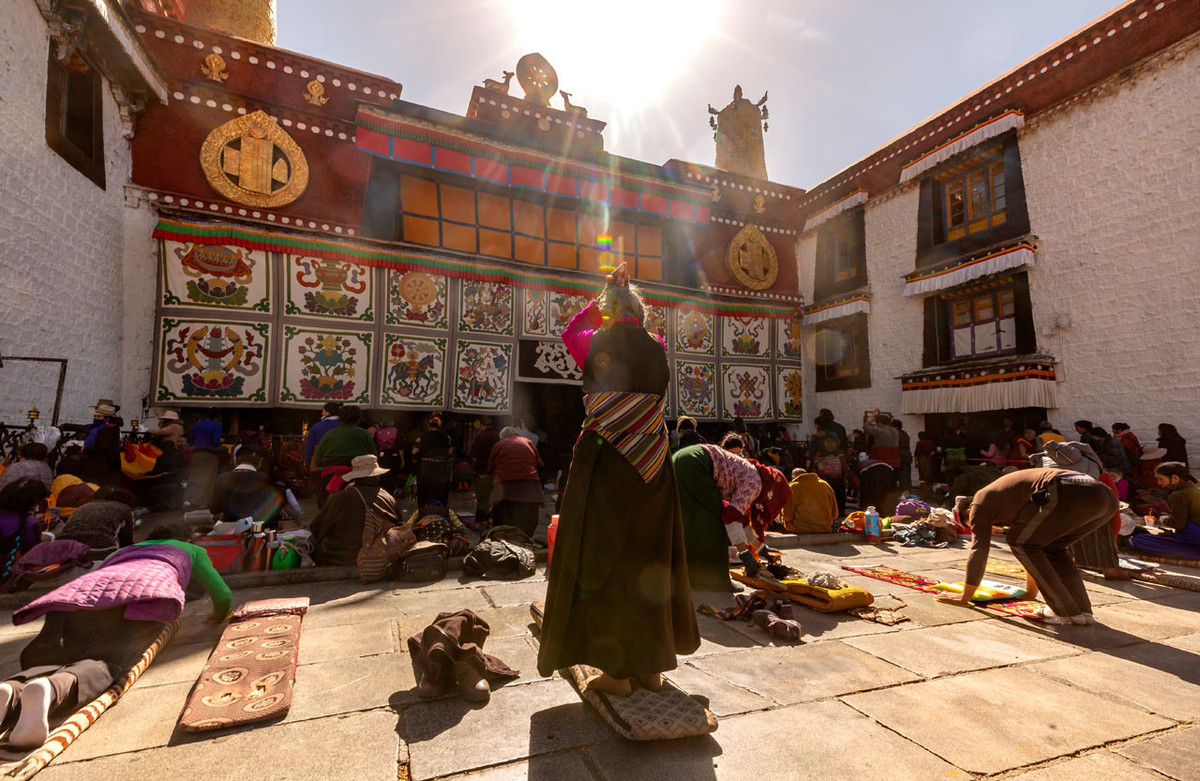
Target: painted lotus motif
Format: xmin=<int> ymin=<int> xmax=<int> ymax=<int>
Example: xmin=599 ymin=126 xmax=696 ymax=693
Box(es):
xmin=723 ymin=316 xmax=767 ymax=357
xmin=297 ymin=334 xmax=358 ymax=400
xmin=777 ymin=314 xmax=803 ymax=360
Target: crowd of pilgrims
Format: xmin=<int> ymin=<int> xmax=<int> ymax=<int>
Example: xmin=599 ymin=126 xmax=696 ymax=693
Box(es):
xmin=0 ymin=263 xmax=1197 ymax=732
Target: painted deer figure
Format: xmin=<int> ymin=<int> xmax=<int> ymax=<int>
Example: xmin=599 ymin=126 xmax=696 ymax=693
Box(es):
xmin=483 ymin=70 xmax=514 ymax=92
xmin=559 ymin=90 xmax=588 ymax=118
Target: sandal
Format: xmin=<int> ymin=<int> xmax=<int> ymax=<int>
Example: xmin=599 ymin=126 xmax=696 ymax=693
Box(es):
xmin=772 ymin=598 xmax=795 ymax=620
xmin=752 ymin=609 xmax=802 ymax=642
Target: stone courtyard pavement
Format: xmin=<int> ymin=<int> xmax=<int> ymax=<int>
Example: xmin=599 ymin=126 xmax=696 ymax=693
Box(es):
xmin=4 ymin=538 xmax=1200 ymax=781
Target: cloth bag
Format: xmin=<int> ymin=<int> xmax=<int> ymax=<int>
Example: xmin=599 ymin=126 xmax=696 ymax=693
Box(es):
xmin=354 ymin=488 xmax=415 ymax=583
xmin=391 ymin=541 xmax=450 ymax=582
xmin=462 ymin=539 xmax=536 ymax=580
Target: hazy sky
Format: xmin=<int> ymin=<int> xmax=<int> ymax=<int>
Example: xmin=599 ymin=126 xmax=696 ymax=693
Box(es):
xmin=277 ymin=0 xmax=1119 ymax=190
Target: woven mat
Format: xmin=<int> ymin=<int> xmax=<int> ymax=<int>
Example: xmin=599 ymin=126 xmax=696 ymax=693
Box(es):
xmin=951 ymin=559 xmax=1027 ymax=578
xmin=0 ymin=620 xmax=179 ymax=781
xmin=841 ymin=564 xmax=1048 ymax=621
xmin=178 ymin=598 xmax=310 ymax=733
xmin=529 ymin=603 xmax=717 ymax=741
xmin=1134 ymin=569 xmax=1200 ymax=592
xmin=1120 ymin=553 xmax=1200 ymax=570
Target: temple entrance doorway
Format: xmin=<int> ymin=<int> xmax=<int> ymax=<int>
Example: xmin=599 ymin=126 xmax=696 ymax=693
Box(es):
xmin=512 ymin=380 xmax=584 ymax=482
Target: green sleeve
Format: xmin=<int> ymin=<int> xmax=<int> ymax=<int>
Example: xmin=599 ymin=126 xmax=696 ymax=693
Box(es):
xmin=1165 ymin=491 xmax=1191 ymax=533
xmin=186 ymin=542 xmax=232 ymax=618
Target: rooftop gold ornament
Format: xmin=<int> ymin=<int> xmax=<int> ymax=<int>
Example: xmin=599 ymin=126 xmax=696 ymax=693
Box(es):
xmin=303 ymin=80 xmax=328 ymax=106
xmin=516 ymin=53 xmax=558 ymax=106
xmin=200 ymin=110 xmax=309 ymax=208
xmin=201 ymin=53 xmax=229 ymax=82
xmin=725 ymin=224 xmax=778 ymax=291
xmin=708 ymin=85 xmax=769 ymax=180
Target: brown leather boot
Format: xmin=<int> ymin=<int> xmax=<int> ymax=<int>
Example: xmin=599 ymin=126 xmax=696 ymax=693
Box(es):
xmin=455 ymin=661 xmax=491 ymax=702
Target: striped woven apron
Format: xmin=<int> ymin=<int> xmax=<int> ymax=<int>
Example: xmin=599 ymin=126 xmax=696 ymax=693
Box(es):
xmin=580 ymin=391 xmax=669 ymax=484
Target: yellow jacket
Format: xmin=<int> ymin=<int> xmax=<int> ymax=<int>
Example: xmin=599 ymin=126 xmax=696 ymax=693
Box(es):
xmin=781 ymin=473 xmax=838 ymax=534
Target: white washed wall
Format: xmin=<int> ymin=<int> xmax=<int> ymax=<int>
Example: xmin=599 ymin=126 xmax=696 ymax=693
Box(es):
xmin=0 ymin=0 xmax=133 ymax=427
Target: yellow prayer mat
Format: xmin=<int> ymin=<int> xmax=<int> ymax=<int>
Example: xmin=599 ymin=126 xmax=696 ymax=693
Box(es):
xmin=951 ymin=559 xmax=1027 ymax=578
xmin=731 ymin=568 xmax=874 ymax=613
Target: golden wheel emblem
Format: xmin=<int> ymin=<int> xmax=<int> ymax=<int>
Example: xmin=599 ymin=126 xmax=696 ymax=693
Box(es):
xmin=398 ymin=272 xmax=438 ymax=307
xmin=200 ymin=110 xmax=309 ymax=208
xmin=725 ymin=224 xmax=778 ymax=291
xmin=516 ymin=53 xmax=558 ymax=106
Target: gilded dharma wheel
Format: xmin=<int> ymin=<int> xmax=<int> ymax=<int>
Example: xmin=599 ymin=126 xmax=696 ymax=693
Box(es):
xmin=516 ymin=53 xmax=558 ymax=106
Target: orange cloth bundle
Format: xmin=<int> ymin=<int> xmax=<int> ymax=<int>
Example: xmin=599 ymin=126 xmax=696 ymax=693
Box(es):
xmin=731 ymin=568 xmax=874 ymax=613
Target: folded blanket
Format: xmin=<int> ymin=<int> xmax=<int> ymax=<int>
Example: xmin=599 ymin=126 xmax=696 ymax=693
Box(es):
xmin=731 ymin=568 xmax=874 ymax=613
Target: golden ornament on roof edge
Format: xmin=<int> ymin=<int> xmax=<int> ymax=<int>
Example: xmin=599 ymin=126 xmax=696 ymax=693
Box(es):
xmin=199 ymin=110 xmax=309 ymax=208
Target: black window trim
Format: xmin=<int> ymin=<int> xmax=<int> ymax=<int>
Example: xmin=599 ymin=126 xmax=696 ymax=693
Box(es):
xmin=814 ymin=312 xmax=871 ymax=393
xmin=813 ymin=206 xmax=867 ymax=302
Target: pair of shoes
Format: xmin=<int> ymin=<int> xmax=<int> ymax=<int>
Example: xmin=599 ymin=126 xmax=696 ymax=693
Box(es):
xmin=752 ymin=609 xmax=802 ymax=642
xmin=772 ymin=598 xmax=795 ymax=620
xmin=1032 ymin=606 xmax=1073 ymax=625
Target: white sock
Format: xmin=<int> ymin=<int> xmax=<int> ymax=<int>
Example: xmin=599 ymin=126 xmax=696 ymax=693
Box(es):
xmin=9 ymin=679 xmax=53 ymax=749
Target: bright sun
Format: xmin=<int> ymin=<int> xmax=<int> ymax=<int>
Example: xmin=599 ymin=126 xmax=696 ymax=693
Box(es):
xmin=504 ymin=0 xmax=721 ymax=109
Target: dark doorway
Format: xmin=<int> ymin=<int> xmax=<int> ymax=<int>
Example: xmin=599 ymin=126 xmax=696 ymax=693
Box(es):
xmin=513 ymin=382 xmax=584 ymax=480
xmin=924 ymin=406 xmax=1047 ymax=459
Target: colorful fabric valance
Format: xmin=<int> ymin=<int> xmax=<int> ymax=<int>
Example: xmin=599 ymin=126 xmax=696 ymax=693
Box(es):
xmin=803 ymin=190 xmax=868 ymax=233
xmin=900 ymin=360 xmax=1058 ymax=414
xmin=152 ymin=217 xmax=801 ymax=318
xmin=899 ymin=110 xmax=1025 ymax=183
xmin=903 ymin=243 xmax=1035 ymax=297
xmin=801 ymin=295 xmax=871 ymax=325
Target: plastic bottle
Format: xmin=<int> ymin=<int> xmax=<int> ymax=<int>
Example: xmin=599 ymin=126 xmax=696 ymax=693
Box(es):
xmin=547 ymin=514 xmax=559 ymax=570
xmin=864 ymin=506 xmax=881 ymax=544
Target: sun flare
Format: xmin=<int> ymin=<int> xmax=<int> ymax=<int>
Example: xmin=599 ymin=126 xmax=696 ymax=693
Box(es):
xmin=504 ymin=0 xmax=721 ymax=109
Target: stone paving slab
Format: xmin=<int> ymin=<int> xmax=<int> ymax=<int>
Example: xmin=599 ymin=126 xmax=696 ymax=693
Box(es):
xmin=681 ymin=615 xmax=766 ymax=658
xmin=1029 ymin=641 xmax=1200 ymax=721
xmin=54 ymin=680 xmax=192 ymax=763
xmin=289 ymin=649 xmax=412 ymax=723
xmin=663 ymin=662 xmax=774 ymax=717
xmin=843 ymin=619 xmax=1077 ymax=677
xmin=480 ymin=580 xmax=549 ymax=608
xmin=587 ymin=699 xmax=969 ymax=781
xmin=40 ymin=709 xmax=401 ymax=781
xmin=689 ymin=640 xmax=919 ymax=706
xmin=299 ymin=618 xmax=397 ymax=665
xmin=842 ymin=667 xmax=1174 ymax=776
xmin=403 ymin=678 xmax=611 ymax=781
xmin=439 ymin=750 xmax=595 ymax=781
xmin=1088 ymin=595 xmax=1200 ymax=641
xmin=133 ymin=637 xmax=214 ymax=689
xmin=1004 ymin=750 xmax=1167 ymax=780
xmin=1115 ymin=726 xmax=1200 ymax=781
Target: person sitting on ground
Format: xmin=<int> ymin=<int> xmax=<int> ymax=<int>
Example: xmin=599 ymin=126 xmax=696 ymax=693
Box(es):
xmin=811 ymin=432 xmax=849 ymax=518
xmin=1112 ymin=423 xmax=1142 ymax=465
xmin=1157 ymin=423 xmax=1189 ymax=467
xmin=1036 ymin=421 xmax=1065 ymax=448
xmin=676 ymin=415 xmax=705 ymax=449
xmin=1090 ymin=427 xmax=1130 ymax=474
xmin=0 ymin=443 xmax=53 ymax=493
xmin=1108 ymin=468 xmax=1130 ymax=502
xmin=1127 ymin=462 xmax=1200 ymax=560
xmin=146 ymin=410 xmax=185 ymax=450
xmin=938 ymin=467 xmax=1118 ymax=625
xmin=1074 ymin=420 xmax=1099 ymax=450
xmin=209 ymin=449 xmax=283 ymax=528
xmin=487 ymin=427 xmax=544 ymax=537
xmin=139 ymin=439 xmax=186 ymax=512
xmin=313 ymin=405 xmax=376 ymax=503
xmin=780 ymin=468 xmax=838 ymax=535
xmin=2 ymin=522 xmax=230 ymax=749
xmin=0 ymin=478 xmax=48 ymax=581
xmin=57 ymin=486 xmax=137 ymax=557
xmin=310 ymin=454 xmax=399 ymax=567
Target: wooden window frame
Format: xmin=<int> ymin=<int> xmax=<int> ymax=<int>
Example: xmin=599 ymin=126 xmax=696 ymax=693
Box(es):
xmin=814 ymin=207 xmax=867 ymax=301
xmin=922 ymin=272 xmax=1038 ymax=366
xmin=914 ymin=134 xmax=1029 ymax=269
xmin=45 ymin=47 xmax=105 ymax=189
xmin=815 ymin=313 xmax=871 ymax=392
